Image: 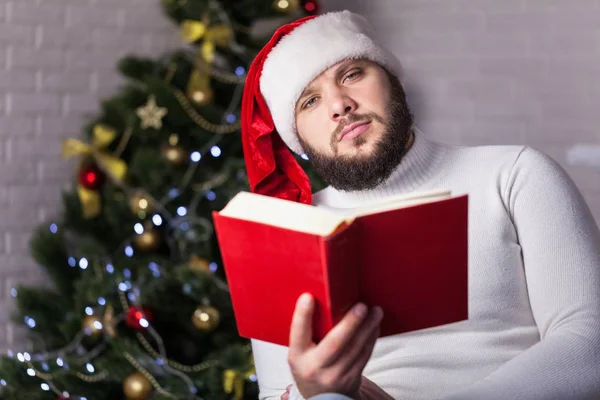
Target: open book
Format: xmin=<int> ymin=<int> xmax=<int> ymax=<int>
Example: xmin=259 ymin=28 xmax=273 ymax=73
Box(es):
xmin=212 ymin=189 xmax=469 ymax=347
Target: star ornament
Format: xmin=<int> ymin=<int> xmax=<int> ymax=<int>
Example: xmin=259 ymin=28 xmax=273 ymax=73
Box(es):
xmin=136 ymin=95 xmax=168 ymax=130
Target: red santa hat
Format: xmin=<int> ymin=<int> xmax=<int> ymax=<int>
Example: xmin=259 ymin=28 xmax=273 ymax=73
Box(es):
xmin=241 ymin=10 xmax=403 ymax=205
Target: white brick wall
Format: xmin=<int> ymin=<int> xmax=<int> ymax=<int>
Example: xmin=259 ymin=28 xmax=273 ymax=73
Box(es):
xmin=322 ymin=0 xmax=600 ymax=219
xmin=0 ymin=0 xmax=179 ymax=350
xmin=2 ymin=0 xmax=600 ymax=350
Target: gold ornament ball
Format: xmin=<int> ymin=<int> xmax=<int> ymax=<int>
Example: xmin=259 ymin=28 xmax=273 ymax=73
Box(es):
xmin=273 ymin=0 xmax=299 ymax=13
xmin=161 ymin=144 xmax=187 ymax=166
xmin=192 ymin=305 xmax=220 ymax=331
xmin=133 ymin=227 xmax=161 ymax=252
xmin=129 ymin=192 xmax=152 ymax=215
xmin=82 ymin=315 xmax=104 ymax=338
xmin=190 ymin=88 xmax=213 ymax=105
xmin=123 ymin=372 xmax=153 ymax=400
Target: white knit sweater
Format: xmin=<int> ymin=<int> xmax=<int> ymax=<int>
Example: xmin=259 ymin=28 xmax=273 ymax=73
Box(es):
xmin=251 ymin=127 xmax=600 ymax=400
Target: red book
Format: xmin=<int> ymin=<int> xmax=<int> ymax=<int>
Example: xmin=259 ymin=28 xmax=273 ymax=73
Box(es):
xmin=212 ymin=189 xmax=468 ymax=347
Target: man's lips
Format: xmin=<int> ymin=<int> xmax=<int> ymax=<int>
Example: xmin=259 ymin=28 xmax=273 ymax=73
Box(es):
xmin=339 ymin=121 xmax=372 ymax=141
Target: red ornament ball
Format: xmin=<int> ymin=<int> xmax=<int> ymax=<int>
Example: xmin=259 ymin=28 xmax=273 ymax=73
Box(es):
xmin=125 ymin=306 xmax=153 ymax=330
xmin=78 ymin=164 xmax=105 ymax=190
xmin=301 ymin=0 xmax=319 ymax=15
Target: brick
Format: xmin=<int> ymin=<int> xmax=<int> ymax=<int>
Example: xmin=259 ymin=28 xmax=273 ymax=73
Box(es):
xmin=39 ymin=116 xmax=84 ymax=138
xmin=8 ymin=137 xmax=62 ymax=160
xmin=0 ymin=24 xmax=35 ymax=45
xmin=38 ymin=26 xmax=92 ymax=49
xmin=459 ymin=33 xmax=528 ymax=56
xmin=37 ymin=159 xmax=73 ymax=182
xmin=396 ymin=34 xmax=462 ymax=56
xmin=0 ymin=70 xmax=36 ymax=90
xmin=396 ymin=12 xmax=484 ymax=35
xmin=122 ymin=7 xmax=174 ymax=31
xmin=0 ymin=116 xmax=36 ymax=136
xmin=64 ymin=93 xmax=99 ymax=115
xmin=446 ymin=77 xmax=515 ymax=99
xmin=479 ymin=56 xmax=549 ymax=79
xmin=5 ymin=232 xmax=32 ymax=255
xmin=0 ymin=162 xmax=37 ymax=185
xmin=41 ymin=71 xmax=91 ymax=93
xmin=528 ymin=33 xmax=598 ymax=56
xmin=11 ymin=48 xmax=66 ymax=70
xmin=66 ymin=6 xmax=121 ymax=28
xmin=91 ymin=29 xmax=145 ymax=50
xmin=65 ymin=49 xmax=121 ymax=71
xmin=9 ymin=186 xmax=63 ymax=206
xmin=8 ymin=93 xmax=62 ymax=115
xmin=9 ymin=2 xmax=65 ymax=25
xmin=485 ymin=12 xmax=550 ymax=33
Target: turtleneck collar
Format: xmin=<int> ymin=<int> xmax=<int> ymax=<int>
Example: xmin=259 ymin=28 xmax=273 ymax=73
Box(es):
xmin=313 ymin=125 xmax=449 ymax=209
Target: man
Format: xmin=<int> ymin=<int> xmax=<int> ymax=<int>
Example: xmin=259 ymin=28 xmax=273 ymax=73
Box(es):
xmin=240 ymin=10 xmax=600 ymax=400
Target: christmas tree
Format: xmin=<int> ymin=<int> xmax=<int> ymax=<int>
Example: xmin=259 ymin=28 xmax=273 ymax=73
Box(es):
xmin=0 ymin=0 xmax=322 ymax=399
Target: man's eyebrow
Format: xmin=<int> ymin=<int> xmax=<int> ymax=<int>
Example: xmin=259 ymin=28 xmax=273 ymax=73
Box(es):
xmin=296 ymin=60 xmax=363 ymax=108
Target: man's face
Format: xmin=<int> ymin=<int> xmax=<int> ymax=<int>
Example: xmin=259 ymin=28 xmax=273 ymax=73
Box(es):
xmin=294 ymin=58 xmax=414 ymax=191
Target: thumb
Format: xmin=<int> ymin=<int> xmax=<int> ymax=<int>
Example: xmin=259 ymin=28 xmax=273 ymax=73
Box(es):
xmin=289 ymin=293 xmax=315 ymax=353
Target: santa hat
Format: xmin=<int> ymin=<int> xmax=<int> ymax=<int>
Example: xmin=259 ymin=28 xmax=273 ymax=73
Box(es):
xmin=241 ymin=10 xmax=403 ymax=205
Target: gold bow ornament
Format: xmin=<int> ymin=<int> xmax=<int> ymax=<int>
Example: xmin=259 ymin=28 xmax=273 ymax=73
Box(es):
xmin=223 ymin=364 xmax=256 ymax=400
xmin=62 ymin=124 xmax=128 ymax=218
xmin=181 ymin=17 xmax=233 ymax=64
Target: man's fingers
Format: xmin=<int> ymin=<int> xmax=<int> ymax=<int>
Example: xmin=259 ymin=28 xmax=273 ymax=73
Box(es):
xmin=332 ymin=306 xmax=383 ymax=371
xmin=289 ymin=293 xmax=315 ymax=353
xmin=315 ymin=302 xmax=370 ymax=364
xmin=346 ymin=319 xmax=381 ymax=376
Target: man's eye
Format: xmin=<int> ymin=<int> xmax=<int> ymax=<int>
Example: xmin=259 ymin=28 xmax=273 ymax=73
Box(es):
xmin=345 ymin=70 xmax=362 ymax=81
xmin=304 ymin=97 xmax=317 ymax=109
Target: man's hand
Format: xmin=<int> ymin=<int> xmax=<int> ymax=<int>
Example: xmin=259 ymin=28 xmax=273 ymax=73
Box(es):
xmin=287 ymin=293 xmax=383 ymax=399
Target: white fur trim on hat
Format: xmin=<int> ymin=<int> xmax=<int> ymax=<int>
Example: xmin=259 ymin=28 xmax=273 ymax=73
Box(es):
xmin=259 ymin=10 xmax=403 ymax=154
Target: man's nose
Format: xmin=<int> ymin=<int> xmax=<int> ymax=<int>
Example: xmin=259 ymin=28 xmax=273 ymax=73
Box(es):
xmin=329 ymin=92 xmax=357 ymax=122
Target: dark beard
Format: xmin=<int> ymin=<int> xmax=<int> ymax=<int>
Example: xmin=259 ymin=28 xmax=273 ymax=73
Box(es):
xmin=298 ymin=73 xmax=414 ymax=192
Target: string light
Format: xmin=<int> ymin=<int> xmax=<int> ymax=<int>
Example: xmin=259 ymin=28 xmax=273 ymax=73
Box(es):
xmin=148 ymin=262 xmax=160 ymax=277
xmin=85 ymin=363 xmax=95 ymax=373
xmin=139 ymin=318 xmax=149 ymax=328
xmin=190 ymin=151 xmax=201 ymax=162
xmin=206 ymin=191 xmax=216 ymax=201
xmin=41 ymin=383 xmax=50 ymax=391
xmin=68 ymin=257 xmax=76 ymax=267
xmin=41 ymin=362 xmax=49 ymax=371
xmin=169 ymin=188 xmax=180 ymax=198
xmin=226 ymin=114 xmax=236 ymax=123
xmin=118 ymin=282 xmax=128 ymax=291
xmin=249 ymin=374 xmax=258 ymax=382
xmin=235 ymin=66 xmax=245 ymax=76
xmin=177 ymin=206 xmax=187 ymax=216
xmin=49 ymin=223 xmax=58 ymax=233
xmin=17 ymin=353 xmax=24 ymax=362
xmin=134 ymin=223 xmax=144 ymax=234
xmin=85 ymin=307 xmax=93 ymax=316
xmin=180 ymin=222 xmax=189 ymax=231
xmin=125 ymin=246 xmax=134 ymax=257
xmin=56 ymin=357 xmax=64 ymax=367
xmin=209 ymin=262 xmax=218 ymax=272
xmin=10 ymin=288 xmax=17 ymax=297
xmin=26 ymin=368 xmax=35 ymax=376
xmin=301 ymin=153 xmax=309 ymax=160
xmin=0 ymin=379 xmax=6 ymax=386
xmin=152 ymin=214 xmax=163 ymax=226
xmin=79 ymin=258 xmax=88 ymax=270
xmin=210 ymin=146 xmax=222 ymax=157
xmin=97 ymin=297 xmax=106 ymax=305
xmin=106 ymin=263 xmax=114 ymax=274
xmin=183 ymin=284 xmax=192 ymax=294
xmin=24 ymin=316 xmax=36 ymax=328
xmin=123 ymin=268 xmax=132 ymax=278
xmin=155 ymin=357 xmax=165 ymax=365
xmin=6 ymin=350 xmax=13 ymax=358
xmin=127 ymin=292 xmax=136 ymax=302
